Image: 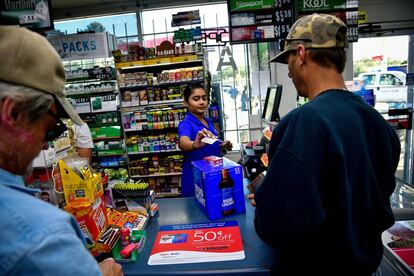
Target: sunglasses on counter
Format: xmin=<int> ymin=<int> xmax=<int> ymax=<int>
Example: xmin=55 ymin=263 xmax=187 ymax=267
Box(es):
xmin=45 ymin=109 xmax=68 ymax=142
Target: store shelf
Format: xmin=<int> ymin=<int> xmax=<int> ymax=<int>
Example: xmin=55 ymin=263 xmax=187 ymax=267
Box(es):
xmin=119 ymin=79 xmax=203 ymax=91
xmin=130 ymin=172 xmax=182 ymax=178
xmin=100 ymin=164 xmax=127 ymax=168
xmin=87 ymin=108 xmax=119 ymax=115
xmin=116 ymin=54 xmax=201 ymax=70
xmin=66 ymin=78 xmax=117 ymax=83
xmin=121 ymin=100 xmax=183 ymax=113
xmin=128 ymin=149 xmax=181 ymax=156
xmin=96 ymin=152 xmax=125 ymax=157
xmin=66 ymin=90 xmax=118 ymax=97
xmin=93 ymin=136 xmax=122 ymax=141
xmin=124 ymin=127 xmax=178 ymax=133
xmin=89 ymin=122 xmax=121 ymax=128
xmin=155 ymin=193 xmax=181 ymax=198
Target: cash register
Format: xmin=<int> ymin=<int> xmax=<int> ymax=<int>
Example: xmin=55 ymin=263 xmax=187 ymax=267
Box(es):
xmin=239 ymin=85 xmax=283 ymax=190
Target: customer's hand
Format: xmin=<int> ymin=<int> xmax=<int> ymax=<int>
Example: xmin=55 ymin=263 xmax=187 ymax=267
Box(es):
xmin=247 ymin=194 xmax=256 ymax=207
xmin=99 ymin=258 xmax=123 ymax=276
xmin=220 ymin=140 xmax=233 ymax=151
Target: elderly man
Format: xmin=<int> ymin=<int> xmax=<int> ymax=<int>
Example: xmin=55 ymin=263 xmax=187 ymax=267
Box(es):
xmin=250 ymin=14 xmax=400 ymax=275
xmin=0 ymin=26 xmax=122 ymax=276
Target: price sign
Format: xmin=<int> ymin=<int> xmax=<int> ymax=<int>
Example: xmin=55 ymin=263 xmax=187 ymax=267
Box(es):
xmin=193 ymin=230 xmax=233 ymax=242
xmin=149 ymin=221 xmax=245 ymax=265
xmin=274 ymin=0 xmax=294 ymax=39
xmin=19 ymin=15 xmax=36 ymax=24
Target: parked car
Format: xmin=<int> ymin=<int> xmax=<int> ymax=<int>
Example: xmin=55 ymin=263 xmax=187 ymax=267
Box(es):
xmin=356 ymin=71 xmax=407 ymax=103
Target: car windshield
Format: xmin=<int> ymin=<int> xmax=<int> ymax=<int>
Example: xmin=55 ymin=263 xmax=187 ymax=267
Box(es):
xmin=393 ymin=71 xmax=406 ymax=82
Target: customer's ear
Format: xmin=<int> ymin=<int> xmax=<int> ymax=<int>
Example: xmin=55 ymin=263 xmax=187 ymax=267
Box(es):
xmin=0 ymin=97 xmax=21 ymax=127
xmin=296 ymin=45 xmax=306 ymax=66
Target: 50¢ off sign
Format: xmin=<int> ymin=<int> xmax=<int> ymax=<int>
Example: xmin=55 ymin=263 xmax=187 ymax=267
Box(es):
xmin=148 ymin=221 xmax=245 ymax=265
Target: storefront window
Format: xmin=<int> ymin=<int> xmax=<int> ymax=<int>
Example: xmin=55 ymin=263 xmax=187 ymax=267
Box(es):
xmin=353 ymin=35 xmax=410 ymax=183
xmin=54 ymin=13 xmax=138 ymax=37
xmin=141 ymin=3 xmax=271 ymax=150
xmin=55 ymin=4 xmax=273 ymax=152
xmin=141 ymin=4 xmax=229 ymax=35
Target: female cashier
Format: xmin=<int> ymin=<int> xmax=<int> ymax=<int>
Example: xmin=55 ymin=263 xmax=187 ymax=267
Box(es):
xmin=178 ymin=84 xmax=232 ymax=197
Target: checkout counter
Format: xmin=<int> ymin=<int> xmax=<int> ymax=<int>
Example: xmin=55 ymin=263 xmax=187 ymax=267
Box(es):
xmin=118 ymin=181 xmax=414 ymax=276
xmin=120 ymin=186 xmax=276 ymax=275
xmin=380 ymin=179 xmax=414 ymax=276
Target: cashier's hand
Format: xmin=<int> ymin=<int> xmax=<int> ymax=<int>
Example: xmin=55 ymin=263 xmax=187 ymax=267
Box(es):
xmin=194 ymin=128 xmax=217 ymax=149
xmin=247 ymin=194 xmax=256 ymax=207
xmin=99 ymin=258 xmax=123 ymax=276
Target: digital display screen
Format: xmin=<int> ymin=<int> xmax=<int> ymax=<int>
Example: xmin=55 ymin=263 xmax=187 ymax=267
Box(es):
xmin=264 ymin=88 xmax=276 ymax=122
xmin=262 ymin=85 xmax=282 ymax=123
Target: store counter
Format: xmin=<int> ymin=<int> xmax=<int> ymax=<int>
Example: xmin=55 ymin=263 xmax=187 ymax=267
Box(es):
xmin=121 ymin=195 xmax=276 ymax=275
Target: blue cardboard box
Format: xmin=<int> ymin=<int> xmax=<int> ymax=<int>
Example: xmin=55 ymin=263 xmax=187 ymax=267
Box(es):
xmin=192 ymin=157 xmax=245 ymax=220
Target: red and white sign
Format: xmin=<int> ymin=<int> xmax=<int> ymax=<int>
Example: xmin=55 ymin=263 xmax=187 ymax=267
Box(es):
xmin=148 ymin=221 xmax=245 ymax=265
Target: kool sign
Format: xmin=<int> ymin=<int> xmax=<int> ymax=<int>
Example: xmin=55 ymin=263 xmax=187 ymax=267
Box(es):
xmin=48 ymin=32 xmax=111 ymax=61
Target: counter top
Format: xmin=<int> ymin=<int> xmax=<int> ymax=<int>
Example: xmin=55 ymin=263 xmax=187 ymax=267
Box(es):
xmin=121 ymin=196 xmax=275 ymax=275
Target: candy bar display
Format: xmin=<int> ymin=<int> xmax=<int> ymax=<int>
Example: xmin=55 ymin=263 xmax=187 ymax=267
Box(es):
xmin=125 ymin=133 xmax=180 ymax=154
xmin=129 ymin=155 xmax=183 ymax=177
xmin=122 ymin=108 xmax=186 ymax=131
xmin=118 ymin=66 xmax=203 ymax=88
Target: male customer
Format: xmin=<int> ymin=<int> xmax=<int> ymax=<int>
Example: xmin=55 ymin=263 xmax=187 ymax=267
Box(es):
xmin=250 ymin=14 xmax=401 ymax=275
xmin=0 ymin=26 xmax=122 ymax=275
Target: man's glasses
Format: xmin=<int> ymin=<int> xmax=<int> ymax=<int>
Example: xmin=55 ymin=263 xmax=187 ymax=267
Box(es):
xmin=45 ymin=109 xmax=68 ymax=142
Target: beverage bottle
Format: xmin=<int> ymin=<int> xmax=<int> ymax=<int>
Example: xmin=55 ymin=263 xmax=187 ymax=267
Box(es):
xmin=219 ymin=169 xmax=235 ymax=216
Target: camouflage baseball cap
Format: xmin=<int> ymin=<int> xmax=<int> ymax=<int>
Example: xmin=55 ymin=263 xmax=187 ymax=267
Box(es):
xmin=270 ymin=13 xmax=348 ymax=64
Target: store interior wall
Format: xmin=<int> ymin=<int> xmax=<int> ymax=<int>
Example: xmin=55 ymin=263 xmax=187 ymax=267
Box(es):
xmin=359 ymin=0 xmax=414 ymax=36
xmin=51 ymin=0 xmax=414 ymax=27
xmin=52 ymin=0 xmax=224 ymax=20
xmin=49 ymin=0 xmax=414 ymax=176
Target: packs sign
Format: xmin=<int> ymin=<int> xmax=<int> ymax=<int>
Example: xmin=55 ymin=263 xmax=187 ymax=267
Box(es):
xmin=48 ymin=32 xmax=111 ymax=61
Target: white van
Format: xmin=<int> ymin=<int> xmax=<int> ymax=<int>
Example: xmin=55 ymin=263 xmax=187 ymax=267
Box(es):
xmin=356 ymin=71 xmax=407 ymax=103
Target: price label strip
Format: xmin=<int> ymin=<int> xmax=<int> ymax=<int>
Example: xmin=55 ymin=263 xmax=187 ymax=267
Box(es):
xmin=148 ymin=221 xmax=245 ymax=265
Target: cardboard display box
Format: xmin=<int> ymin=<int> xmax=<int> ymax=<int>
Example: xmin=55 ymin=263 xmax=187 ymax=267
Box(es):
xmin=192 ymin=157 xmax=245 ymax=220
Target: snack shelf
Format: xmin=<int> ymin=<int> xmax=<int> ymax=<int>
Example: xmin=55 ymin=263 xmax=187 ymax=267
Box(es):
xmin=128 ymin=150 xmax=181 ymax=156
xmin=93 ymin=136 xmax=122 ymax=141
xmin=124 ymin=127 xmax=178 ymax=133
xmin=119 ymin=79 xmax=203 ymax=91
xmin=66 ymin=90 xmax=118 ymax=97
xmin=130 ymin=172 xmax=182 ymax=178
xmin=116 ymin=54 xmax=201 ymax=70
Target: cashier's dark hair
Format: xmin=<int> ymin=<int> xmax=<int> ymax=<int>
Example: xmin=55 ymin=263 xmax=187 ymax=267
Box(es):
xmin=183 ymin=84 xmax=206 ymax=102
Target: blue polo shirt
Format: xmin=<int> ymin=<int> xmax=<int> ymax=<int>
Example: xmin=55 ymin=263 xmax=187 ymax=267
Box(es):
xmin=178 ymin=112 xmax=220 ymax=197
xmin=0 ymin=168 xmax=101 ymax=275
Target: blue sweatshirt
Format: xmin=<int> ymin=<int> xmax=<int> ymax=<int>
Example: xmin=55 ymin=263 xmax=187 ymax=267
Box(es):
xmin=254 ymin=90 xmax=401 ymax=275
